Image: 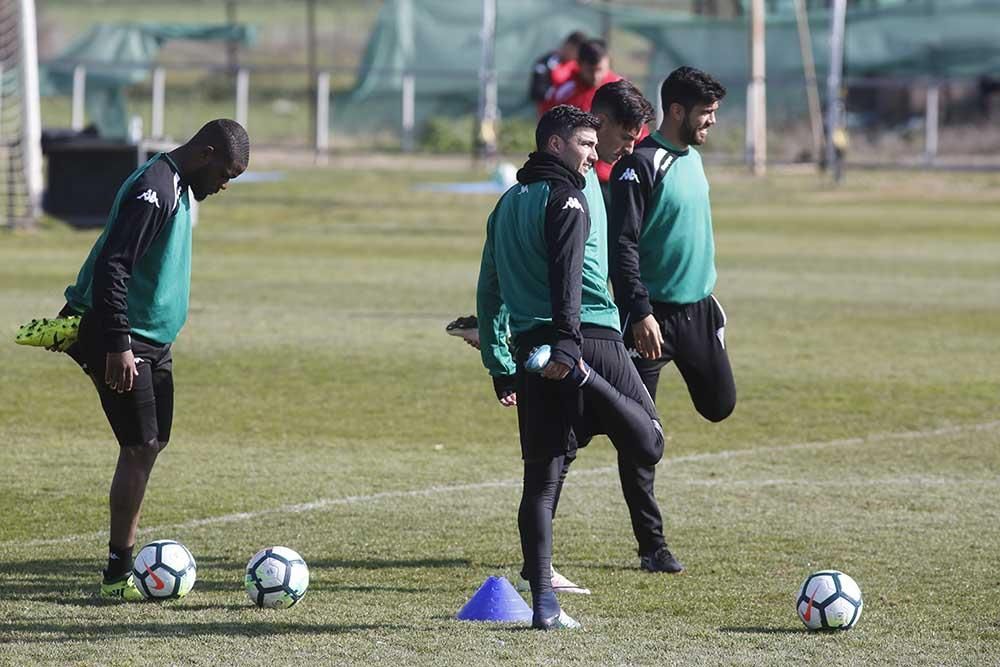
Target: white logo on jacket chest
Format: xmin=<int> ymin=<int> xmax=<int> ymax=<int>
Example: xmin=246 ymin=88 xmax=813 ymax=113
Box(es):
xmin=136 ymin=189 xmax=161 ymax=208
xmin=618 ymin=168 xmax=640 ymax=183
xmin=562 ymin=197 xmax=583 ymax=211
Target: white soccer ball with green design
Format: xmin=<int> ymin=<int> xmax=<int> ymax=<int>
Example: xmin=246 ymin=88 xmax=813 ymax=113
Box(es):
xmin=132 ymin=539 xmax=197 ymax=599
xmin=245 ymin=546 xmax=309 ymax=608
xmin=796 ymin=570 xmax=863 ymax=630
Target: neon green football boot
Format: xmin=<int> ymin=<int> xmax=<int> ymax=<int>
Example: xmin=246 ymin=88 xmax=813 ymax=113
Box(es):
xmin=14 ymin=315 xmax=81 ymax=352
xmin=100 ymin=572 xmax=144 ymax=602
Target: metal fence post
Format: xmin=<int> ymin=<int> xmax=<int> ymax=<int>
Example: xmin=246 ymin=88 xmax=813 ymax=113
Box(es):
xmin=401 ymin=72 xmax=415 ymax=152
xmin=825 ymin=0 xmax=847 ymax=181
xmin=235 ymin=67 xmax=249 ymax=130
xmin=749 ymin=0 xmax=767 ymax=175
xmin=316 ymin=71 xmax=330 ymax=161
xmin=925 ymin=83 xmax=939 ymax=163
xmin=151 ymin=66 xmax=165 ymax=138
xmin=654 ymin=77 xmax=665 ymax=130
xmin=71 ymin=64 xmax=86 ymax=130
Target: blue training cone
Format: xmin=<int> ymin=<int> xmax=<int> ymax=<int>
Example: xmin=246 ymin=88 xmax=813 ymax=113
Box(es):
xmin=456 ymin=576 xmax=533 ymax=623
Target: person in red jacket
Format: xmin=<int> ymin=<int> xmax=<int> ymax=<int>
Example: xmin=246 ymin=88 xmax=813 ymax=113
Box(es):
xmin=541 ymin=39 xmax=648 ymax=183
xmin=541 ymin=39 xmax=617 ymax=114
xmin=529 ymin=31 xmax=588 ymax=114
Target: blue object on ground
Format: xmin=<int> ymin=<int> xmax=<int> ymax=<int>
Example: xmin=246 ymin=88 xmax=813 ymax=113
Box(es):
xmin=455 ymin=576 xmax=532 ymax=622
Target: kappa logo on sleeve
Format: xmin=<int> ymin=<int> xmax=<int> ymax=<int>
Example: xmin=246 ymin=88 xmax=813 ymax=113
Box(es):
xmin=136 ymin=189 xmax=161 ymax=208
xmin=562 ymin=197 xmax=583 ymax=211
xmin=618 ymin=168 xmax=640 ymax=183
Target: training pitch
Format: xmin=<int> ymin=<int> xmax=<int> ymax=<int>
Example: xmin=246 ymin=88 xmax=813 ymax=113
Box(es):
xmin=1 ymin=162 xmax=998 ymax=665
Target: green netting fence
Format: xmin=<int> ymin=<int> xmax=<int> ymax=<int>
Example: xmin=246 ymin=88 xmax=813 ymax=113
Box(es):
xmin=332 ymin=0 xmax=1000 ymax=159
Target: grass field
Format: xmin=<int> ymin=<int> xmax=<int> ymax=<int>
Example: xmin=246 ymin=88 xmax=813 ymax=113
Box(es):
xmin=1 ymin=161 xmax=999 ymax=665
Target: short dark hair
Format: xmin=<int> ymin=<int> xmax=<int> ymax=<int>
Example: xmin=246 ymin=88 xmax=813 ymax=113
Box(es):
xmin=535 ymin=105 xmax=602 ymax=151
xmin=661 ymin=66 xmax=726 ymax=114
xmin=578 ymin=39 xmax=608 ymax=67
xmin=591 ymin=80 xmax=655 ymax=132
xmin=564 ymin=31 xmax=587 ymax=47
xmin=189 ymin=119 xmax=250 ymax=170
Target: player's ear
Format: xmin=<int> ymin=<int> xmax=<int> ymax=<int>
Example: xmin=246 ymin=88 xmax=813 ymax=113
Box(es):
xmin=199 ymin=144 xmax=216 ymax=164
xmin=546 ymin=133 xmax=564 ymax=155
xmin=669 ymin=102 xmax=685 ymax=122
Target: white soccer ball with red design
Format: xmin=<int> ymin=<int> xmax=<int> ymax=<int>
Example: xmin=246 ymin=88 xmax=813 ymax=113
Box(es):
xmin=245 ymin=546 xmax=309 ymax=608
xmin=132 ymin=539 xmax=197 ymax=599
xmin=796 ymin=570 xmax=863 ymax=630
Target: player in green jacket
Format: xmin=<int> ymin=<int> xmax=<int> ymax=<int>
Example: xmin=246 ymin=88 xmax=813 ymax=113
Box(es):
xmin=609 ymin=67 xmax=737 ymax=573
xmin=478 ymin=106 xmax=664 ymax=630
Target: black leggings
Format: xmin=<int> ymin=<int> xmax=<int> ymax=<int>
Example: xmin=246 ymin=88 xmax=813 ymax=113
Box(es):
xmin=518 ymin=455 xmax=569 ymax=596
xmin=517 ymin=337 xmax=664 ymax=600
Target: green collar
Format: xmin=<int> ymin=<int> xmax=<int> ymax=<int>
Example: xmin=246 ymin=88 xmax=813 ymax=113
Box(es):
xmin=651 ymin=131 xmax=690 ymax=155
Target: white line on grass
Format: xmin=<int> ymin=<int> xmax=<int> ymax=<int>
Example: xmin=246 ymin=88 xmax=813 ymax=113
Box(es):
xmin=572 ymin=474 xmax=1000 ymax=490
xmin=2 ymin=420 xmax=998 ymax=550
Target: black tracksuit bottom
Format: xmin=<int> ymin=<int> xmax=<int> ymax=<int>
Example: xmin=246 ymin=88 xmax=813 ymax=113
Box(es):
xmin=513 ymin=325 xmax=664 ymax=610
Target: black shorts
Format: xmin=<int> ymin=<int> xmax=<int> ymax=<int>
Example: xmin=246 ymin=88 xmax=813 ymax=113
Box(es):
xmin=68 ymin=312 xmax=174 ymax=447
xmin=513 ymin=325 xmax=656 ymax=461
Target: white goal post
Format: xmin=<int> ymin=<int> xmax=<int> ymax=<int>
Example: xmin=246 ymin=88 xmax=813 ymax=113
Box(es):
xmin=1 ymin=0 xmax=43 ymax=228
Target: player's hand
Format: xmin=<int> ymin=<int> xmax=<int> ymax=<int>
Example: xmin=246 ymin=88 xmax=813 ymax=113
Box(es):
xmin=105 ymin=350 xmax=139 ymax=393
xmin=541 ymin=360 xmax=571 ymax=380
xmin=498 ymin=392 xmax=517 ymax=407
xmin=464 ymin=338 xmax=481 ymax=350
xmin=632 ymin=314 xmax=663 ymax=360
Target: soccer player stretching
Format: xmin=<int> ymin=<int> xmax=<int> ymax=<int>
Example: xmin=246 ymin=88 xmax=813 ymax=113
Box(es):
xmin=58 ymin=119 xmax=249 ymax=600
xmin=477 ymin=106 xmax=663 ymax=629
xmin=609 ymin=67 xmax=736 ymax=522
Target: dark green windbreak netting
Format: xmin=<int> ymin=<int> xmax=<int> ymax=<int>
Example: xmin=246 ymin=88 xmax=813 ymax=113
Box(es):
xmin=333 ymin=0 xmax=1000 ymax=137
xmin=333 ymin=0 xmax=606 ymax=138
xmin=40 ymin=23 xmax=255 ymax=138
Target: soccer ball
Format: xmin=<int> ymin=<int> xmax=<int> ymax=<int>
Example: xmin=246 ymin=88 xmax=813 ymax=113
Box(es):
xmin=244 ymin=546 xmax=309 ymax=608
xmin=132 ymin=539 xmax=197 ymax=599
xmin=796 ymin=570 xmax=863 ymax=630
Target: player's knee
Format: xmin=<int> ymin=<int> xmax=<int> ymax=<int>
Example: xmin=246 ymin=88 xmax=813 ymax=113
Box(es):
xmin=122 ymin=438 xmax=161 ymax=464
xmin=697 ymin=394 xmax=736 ymax=423
xmin=634 ymin=419 xmax=664 ymax=467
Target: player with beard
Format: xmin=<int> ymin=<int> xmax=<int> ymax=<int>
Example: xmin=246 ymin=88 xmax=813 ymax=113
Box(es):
xmin=608 ymin=68 xmax=737 ymax=571
xmin=51 ymin=119 xmax=249 ymax=600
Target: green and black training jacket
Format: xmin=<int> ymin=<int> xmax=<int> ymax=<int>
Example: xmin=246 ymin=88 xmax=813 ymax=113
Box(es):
xmin=477 ymin=152 xmax=619 ymax=391
xmin=609 ymin=131 xmax=717 ymax=324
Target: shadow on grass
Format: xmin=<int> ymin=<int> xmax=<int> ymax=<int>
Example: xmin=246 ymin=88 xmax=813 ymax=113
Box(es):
xmin=307 ymin=557 xmax=470 ymax=570
xmin=0 ymin=556 xmax=459 ymax=603
xmin=0 ymin=557 xmax=244 ymax=599
xmin=47 ymin=599 xmax=253 ymax=612
xmin=429 ymin=615 xmax=537 ymax=632
xmin=0 ymin=558 xmax=98 ymax=599
xmin=192 ymin=555 xmax=470 ymax=572
xmin=2 ymin=621 xmax=408 ymax=643
xmin=719 ymin=626 xmax=804 ymax=635
xmin=326 ymin=585 xmax=429 ymax=594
